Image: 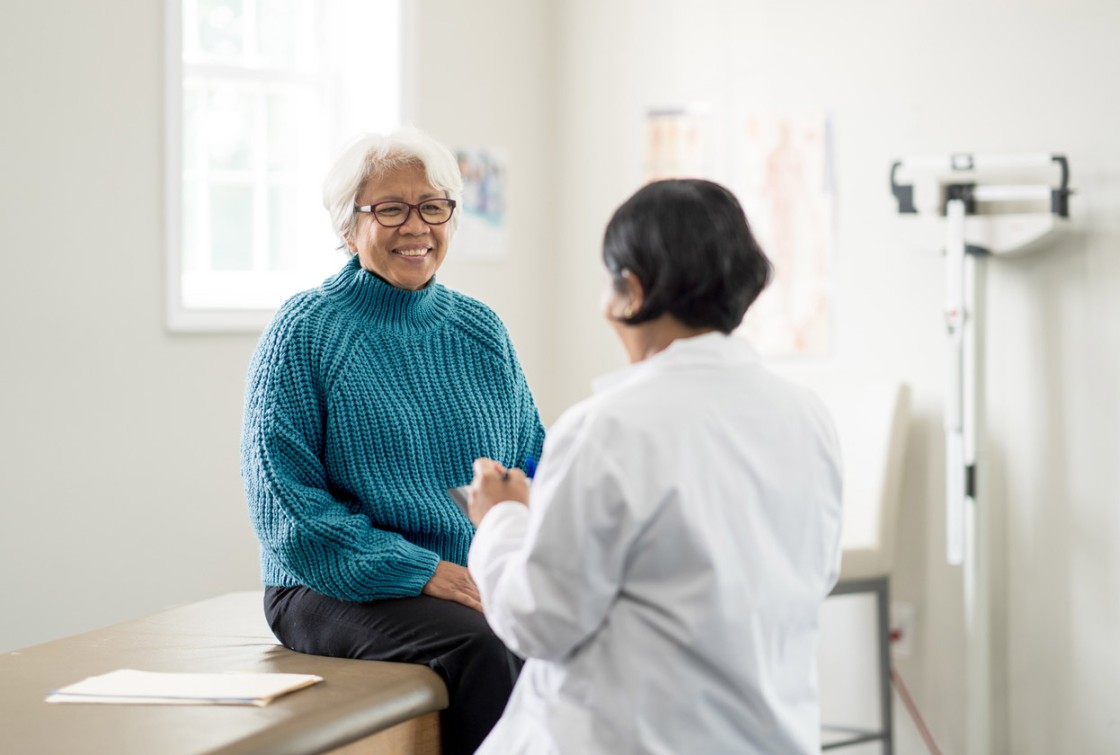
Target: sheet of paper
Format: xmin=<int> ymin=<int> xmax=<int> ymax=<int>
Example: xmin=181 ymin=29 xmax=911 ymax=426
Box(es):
xmin=447 ymin=486 xmax=471 ymax=514
xmin=45 ymin=669 xmax=323 ymax=707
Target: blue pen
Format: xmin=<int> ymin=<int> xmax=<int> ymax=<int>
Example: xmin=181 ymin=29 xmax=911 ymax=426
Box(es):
xmin=524 ymin=456 xmax=537 ymax=480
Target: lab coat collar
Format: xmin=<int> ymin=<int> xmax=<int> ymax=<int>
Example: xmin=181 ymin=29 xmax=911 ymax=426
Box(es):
xmin=591 ymin=331 xmax=762 ymax=395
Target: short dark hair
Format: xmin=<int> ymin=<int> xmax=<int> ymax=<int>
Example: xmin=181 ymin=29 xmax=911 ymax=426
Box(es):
xmin=602 ymin=179 xmax=772 ymax=334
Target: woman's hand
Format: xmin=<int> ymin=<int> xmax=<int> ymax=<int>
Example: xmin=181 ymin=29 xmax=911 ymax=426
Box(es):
xmin=422 ymin=561 xmax=483 ymax=612
xmin=469 ymin=458 xmax=530 ymax=526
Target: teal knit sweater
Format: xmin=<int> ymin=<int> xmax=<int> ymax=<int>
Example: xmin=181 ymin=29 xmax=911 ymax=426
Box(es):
xmin=241 ymin=255 xmax=545 ymax=602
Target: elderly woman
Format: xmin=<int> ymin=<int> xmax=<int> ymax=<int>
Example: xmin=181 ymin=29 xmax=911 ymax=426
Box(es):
xmin=467 ymin=179 xmax=844 ymax=754
xmin=241 ymin=126 xmax=545 ymax=755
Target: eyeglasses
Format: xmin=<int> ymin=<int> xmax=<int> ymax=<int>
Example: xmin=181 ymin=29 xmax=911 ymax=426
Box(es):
xmin=353 ymin=198 xmax=457 ymax=228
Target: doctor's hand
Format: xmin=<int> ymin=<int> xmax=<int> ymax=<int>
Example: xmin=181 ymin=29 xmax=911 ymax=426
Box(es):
xmin=469 ymin=457 xmax=530 ymax=527
xmin=422 ymin=561 xmax=483 ymax=612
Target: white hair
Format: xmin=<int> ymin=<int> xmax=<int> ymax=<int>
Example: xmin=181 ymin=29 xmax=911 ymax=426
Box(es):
xmin=322 ymin=126 xmax=464 ymax=247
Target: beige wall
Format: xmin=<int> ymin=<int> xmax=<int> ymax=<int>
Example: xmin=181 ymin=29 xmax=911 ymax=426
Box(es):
xmin=3 ymin=1 xmax=1119 ymax=753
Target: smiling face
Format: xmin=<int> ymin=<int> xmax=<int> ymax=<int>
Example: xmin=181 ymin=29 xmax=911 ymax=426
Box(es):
xmin=345 ymin=162 xmax=451 ymax=290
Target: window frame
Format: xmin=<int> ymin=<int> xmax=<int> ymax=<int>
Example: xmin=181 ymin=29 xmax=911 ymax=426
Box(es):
xmin=163 ymin=0 xmax=415 ymax=332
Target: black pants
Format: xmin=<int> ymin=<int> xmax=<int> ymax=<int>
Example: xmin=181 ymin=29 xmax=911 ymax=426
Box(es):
xmin=264 ymin=586 xmax=521 ymax=755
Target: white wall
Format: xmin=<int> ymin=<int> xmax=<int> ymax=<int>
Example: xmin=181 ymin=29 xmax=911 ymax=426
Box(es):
xmin=0 ymin=0 xmax=261 ymax=651
xmin=409 ymin=1 xmax=559 ymax=419
xmin=3 ymin=1 xmax=1119 ymax=753
xmin=550 ymin=1 xmax=1120 ymax=753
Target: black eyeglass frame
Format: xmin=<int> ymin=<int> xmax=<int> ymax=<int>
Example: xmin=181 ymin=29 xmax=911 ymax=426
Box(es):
xmin=353 ymin=198 xmax=458 ymax=228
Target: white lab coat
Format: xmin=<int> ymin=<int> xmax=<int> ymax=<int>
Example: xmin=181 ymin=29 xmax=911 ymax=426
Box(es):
xmin=469 ymin=332 xmax=843 ymax=755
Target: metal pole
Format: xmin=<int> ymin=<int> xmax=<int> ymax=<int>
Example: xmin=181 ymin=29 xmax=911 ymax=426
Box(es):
xmin=964 ymin=251 xmax=993 ymax=755
xmin=944 ymin=198 xmax=966 ymax=566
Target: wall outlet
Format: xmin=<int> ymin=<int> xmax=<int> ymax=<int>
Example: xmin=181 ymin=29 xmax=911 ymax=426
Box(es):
xmin=890 ymin=601 xmax=916 ymax=658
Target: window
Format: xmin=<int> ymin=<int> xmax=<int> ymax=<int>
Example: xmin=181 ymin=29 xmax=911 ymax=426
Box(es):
xmin=165 ymin=0 xmax=405 ymax=330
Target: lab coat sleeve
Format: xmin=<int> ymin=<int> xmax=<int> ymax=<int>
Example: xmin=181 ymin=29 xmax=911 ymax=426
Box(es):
xmin=469 ymin=412 xmax=641 ymax=662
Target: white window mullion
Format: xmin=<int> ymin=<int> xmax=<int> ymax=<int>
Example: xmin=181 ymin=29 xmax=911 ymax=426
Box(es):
xmin=196 ymin=80 xmax=212 ymax=275
xmin=247 ymin=0 xmax=262 ymax=277
xmin=243 ymin=0 xmax=257 ymax=66
xmin=181 ymin=0 xmax=197 ymax=59
xmin=253 ymin=86 xmax=269 ymax=274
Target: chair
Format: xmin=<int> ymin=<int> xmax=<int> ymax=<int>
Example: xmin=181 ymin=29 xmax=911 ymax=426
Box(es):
xmin=812 ymin=380 xmax=911 ymax=754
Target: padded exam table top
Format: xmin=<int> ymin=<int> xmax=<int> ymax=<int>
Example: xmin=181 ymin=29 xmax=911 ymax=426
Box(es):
xmin=0 ymin=591 xmax=448 ymax=754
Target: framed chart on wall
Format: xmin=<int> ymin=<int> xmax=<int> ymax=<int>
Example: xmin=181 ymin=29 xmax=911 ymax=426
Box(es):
xmin=734 ymin=113 xmax=834 ymax=358
xmin=453 ymin=147 xmax=510 ymax=260
xmin=644 ymin=108 xmax=834 ymax=359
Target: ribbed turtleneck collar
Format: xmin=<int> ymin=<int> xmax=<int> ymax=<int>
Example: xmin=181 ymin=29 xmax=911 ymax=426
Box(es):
xmin=321 ymin=255 xmax=453 ymax=331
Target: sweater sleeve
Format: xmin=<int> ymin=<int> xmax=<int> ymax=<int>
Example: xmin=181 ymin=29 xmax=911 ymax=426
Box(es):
xmin=241 ymin=308 xmax=440 ymax=601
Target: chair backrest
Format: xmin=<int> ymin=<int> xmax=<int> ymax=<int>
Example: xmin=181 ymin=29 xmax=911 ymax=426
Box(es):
xmin=811 ymin=381 xmax=911 ymax=580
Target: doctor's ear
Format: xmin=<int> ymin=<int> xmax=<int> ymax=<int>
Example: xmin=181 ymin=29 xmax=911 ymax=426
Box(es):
xmin=618 ymin=269 xmax=645 ymax=319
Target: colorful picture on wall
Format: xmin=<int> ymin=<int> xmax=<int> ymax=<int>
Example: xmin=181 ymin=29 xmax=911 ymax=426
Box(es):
xmin=734 ymin=113 xmax=834 ymax=357
xmin=454 ymin=147 xmax=509 ymax=259
xmin=643 ymin=108 xmax=833 ymax=357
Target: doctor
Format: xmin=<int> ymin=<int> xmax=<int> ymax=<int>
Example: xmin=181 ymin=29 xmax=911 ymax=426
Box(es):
xmin=466 ymin=179 xmax=844 ymax=754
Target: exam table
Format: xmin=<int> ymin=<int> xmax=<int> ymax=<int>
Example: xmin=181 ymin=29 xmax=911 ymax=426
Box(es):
xmin=0 ymin=591 xmax=447 ymax=755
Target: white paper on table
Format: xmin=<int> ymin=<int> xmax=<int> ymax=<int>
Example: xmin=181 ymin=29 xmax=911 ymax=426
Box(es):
xmin=45 ymin=669 xmax=323 ymax=707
